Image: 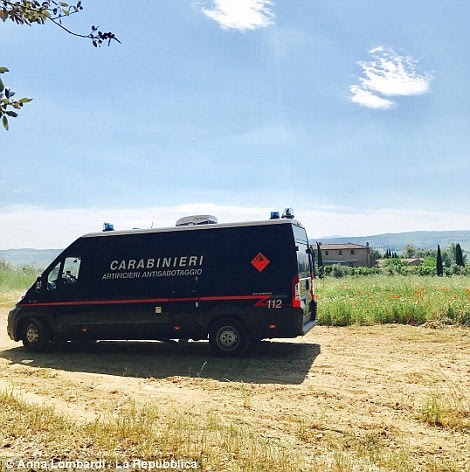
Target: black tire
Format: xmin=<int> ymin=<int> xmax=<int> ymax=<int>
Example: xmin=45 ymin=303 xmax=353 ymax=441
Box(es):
xmin=209 ymin=318 xmax=249 ymax=356
xmin=21 ymin=318 xmax=51 ymax=352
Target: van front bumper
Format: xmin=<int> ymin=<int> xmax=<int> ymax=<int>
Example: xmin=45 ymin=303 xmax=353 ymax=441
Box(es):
xmin=7 ymin=306 xmax=21 ymax=341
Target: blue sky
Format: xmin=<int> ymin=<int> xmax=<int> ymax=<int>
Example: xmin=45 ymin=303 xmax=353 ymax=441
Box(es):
xmin=1 ymin=0 xmax=469 ymax=248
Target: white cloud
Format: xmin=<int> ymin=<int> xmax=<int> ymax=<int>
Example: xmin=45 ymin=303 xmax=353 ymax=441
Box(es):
xmin=1 ymin=204 xmax=469 ymax=249
xmin=349 ymin=86 xmax=394 ymax=110
xmin=199 ymin=0 xmax=274 ymax=31
xmin=350 ymin=47 xmax=432 ymax=109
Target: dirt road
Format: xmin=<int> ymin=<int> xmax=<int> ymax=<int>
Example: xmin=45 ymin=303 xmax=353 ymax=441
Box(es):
xmin=0 ymin=304 xmax=468 ymax=471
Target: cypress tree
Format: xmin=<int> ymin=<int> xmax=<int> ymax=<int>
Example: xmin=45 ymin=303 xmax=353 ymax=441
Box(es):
xmin=316 ymin=242 xmax=324 ymax=278
xmin=455 ymin=243 xmax=464 ymax=266
xmin=436 ymin=245 xmax=443 ymax=276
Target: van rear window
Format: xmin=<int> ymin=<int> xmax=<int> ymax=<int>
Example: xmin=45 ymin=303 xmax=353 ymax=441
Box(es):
xmin=297 ymin=245 xmax=310 ymax=279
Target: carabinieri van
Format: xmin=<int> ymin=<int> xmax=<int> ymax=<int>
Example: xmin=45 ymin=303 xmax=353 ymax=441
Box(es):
xmin=8 ymin=209 xmax=317 ymax=356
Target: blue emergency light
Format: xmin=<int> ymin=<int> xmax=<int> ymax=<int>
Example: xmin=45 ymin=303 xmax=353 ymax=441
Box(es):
xmin=270 ymin=211 xmax=280 ymax=219
xmin=103 ymin=222 xmax=114 ymax=232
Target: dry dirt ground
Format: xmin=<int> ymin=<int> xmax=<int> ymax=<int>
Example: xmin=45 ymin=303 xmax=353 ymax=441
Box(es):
xmin=0 ymin=303 xmax=468 ymax=471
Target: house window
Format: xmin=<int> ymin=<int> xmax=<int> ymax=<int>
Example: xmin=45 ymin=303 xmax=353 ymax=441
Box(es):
xmin=338 ymin=250 xmax=343 ymax=255
xmin=325 ymin=250 xmax=329 ymax=255
xmin=351 ymin=250 xmax=355 ymax=255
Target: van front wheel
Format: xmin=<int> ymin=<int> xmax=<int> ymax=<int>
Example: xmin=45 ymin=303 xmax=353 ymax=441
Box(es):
xmin=22 ymin=318 xmax=51 ymax=352
xmin=209 ymin=318 xmax=249 ymax=356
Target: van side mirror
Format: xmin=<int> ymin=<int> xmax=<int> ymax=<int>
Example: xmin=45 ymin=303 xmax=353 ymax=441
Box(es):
xmin=35 ymin=277 xmax=42 ymax=293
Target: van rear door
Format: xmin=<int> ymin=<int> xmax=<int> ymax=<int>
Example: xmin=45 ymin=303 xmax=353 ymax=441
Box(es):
xmin=292 ymin=225 xmax=314 ymax=322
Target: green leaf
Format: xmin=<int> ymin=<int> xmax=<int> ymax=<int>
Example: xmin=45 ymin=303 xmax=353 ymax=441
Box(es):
xmin=0 ymin=67 xmax=9 ymax=74
xmin=6 ymin=111 xmax=18 ymax=117
xmin=2 ymin=115 xmax=8 ymax=130
xmin=0 ymin=78 xmax=3 ymax=93
xmin=19 ymin=97 xmax=33 ymax=103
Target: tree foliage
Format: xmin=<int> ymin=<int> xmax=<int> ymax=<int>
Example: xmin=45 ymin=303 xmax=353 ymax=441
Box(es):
xmin=401 ymin=244 xmax=417 ymax=258
xmin=0 ymin=67 xmax=32 ymax=130
xmin=383 ymin=249 xmax=398 ymax=259
xmin=436 ymin=245 xmax=443 ymax=276
xmin=316 ymin=242 xmax=323 ymax=278
xmin=1 ymin=0 xmax=119 ymax=130
xmin=370 ymin=248 xmax=382 ymax=260
xmin=455 ymin=243 xmax=465 ymax=266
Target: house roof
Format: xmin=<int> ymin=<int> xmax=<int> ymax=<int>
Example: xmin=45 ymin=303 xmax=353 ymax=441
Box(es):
xmin=317 ymin=243 xmax=369 ymax=250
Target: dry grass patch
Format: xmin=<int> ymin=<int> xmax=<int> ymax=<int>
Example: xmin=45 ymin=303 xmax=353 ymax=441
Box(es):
xmin=0 ymin=390 xmax=307 ymax=472
xmin=419 ymin=391 xmax=470 ymax=431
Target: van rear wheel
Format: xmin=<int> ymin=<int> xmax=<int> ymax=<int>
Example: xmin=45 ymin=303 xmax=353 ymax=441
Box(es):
xmin=22 ymin=318 xmax=51 ymax=352
xmin=209 ymin=318 xmax=249 ymax=356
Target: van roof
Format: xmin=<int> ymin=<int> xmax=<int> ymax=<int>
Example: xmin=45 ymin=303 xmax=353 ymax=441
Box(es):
xmin=82 ymin=218 xmax=304 ymax=239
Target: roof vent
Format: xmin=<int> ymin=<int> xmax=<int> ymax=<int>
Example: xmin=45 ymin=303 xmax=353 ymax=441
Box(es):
xmin=175 ymin=215 xmax=218 ymax=226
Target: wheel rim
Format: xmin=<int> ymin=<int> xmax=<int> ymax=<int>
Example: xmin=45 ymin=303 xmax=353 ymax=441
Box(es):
xmin=216 ymin=326 xmax=240 ymax=351
xmin=26 ymin=324 xmax=39 ymax=344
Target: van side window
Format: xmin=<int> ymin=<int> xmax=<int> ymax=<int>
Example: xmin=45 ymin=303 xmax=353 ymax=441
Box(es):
xmin=46 ymin=257 xmax=81 ymax=291
xmin=62 ymin=257 xmax=81 ymax=286
xmin=47 ymin=262 xmax=61 ymax=291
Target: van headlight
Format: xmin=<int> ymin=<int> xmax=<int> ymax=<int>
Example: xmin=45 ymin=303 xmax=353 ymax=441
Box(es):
xmin=17 ymin=290 xmax=27 ymax=303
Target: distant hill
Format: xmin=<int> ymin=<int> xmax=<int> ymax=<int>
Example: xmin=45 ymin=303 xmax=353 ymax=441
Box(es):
xmin=0 ymin=248 xmax=61 ymax=269
xmin=311 ymin=230 xmax=470 ymax=253
xmin=1 ymin=230 xmax=470 ymax=267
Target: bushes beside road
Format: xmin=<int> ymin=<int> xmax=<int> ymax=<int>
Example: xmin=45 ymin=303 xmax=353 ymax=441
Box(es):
xmin=323 ymin=262 xmax=470 ymax=278
xmin=0 ymin=260 xmax=39 ymax=292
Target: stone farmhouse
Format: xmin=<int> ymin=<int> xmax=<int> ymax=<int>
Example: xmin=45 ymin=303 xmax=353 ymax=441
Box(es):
xmin=316 ymin=242 xmax=375 ymax=268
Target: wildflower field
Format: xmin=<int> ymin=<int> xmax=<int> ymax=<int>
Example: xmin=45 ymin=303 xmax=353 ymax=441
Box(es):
xmin=315 ymin=275 xmax=470 ymax=326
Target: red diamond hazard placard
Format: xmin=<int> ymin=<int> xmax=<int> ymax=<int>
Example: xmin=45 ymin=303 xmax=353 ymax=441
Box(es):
xmin=251 ymin=252 xmax=270 ymax=272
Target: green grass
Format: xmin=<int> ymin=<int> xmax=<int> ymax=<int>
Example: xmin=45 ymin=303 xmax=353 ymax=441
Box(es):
xmin=0 ymin=260 xmax=38 ymax=292
xmin=315 ymin=275 xmax=470 ymax=326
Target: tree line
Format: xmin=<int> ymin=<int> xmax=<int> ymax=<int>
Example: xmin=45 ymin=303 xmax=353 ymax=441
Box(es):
xmin=314 ymin=242 xmax=468 ymax=278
